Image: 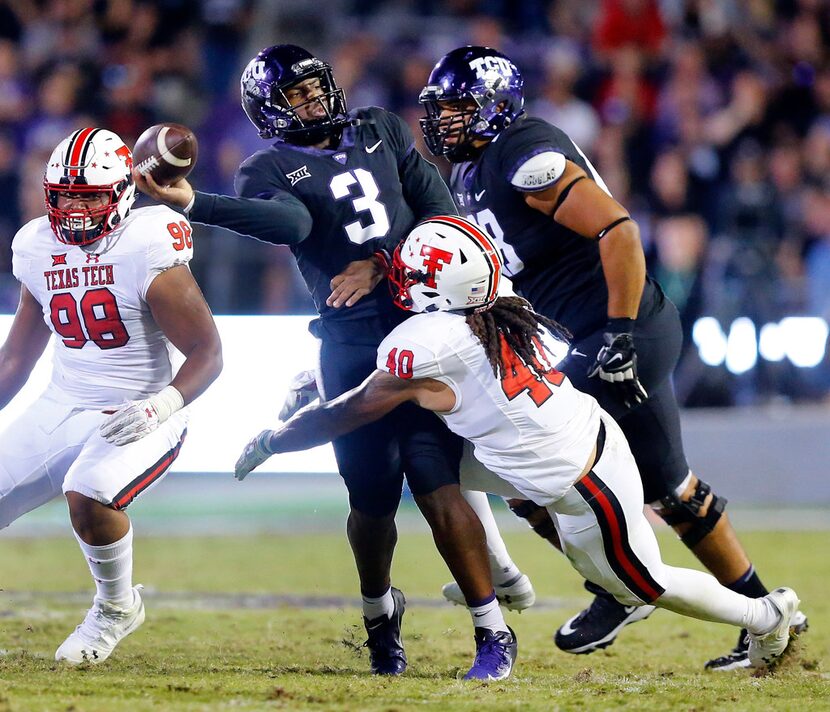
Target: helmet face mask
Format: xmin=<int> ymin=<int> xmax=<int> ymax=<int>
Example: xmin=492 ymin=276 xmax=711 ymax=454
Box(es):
xmin=389 ymin=216 xmax=503 ymax=314
xmin=241 ymin=44 xmax=349 ymax=145
xmin=43 ymin=128 xmax=136 ymax=246
xmin=420 ymin=46 xmax=524 ymax=163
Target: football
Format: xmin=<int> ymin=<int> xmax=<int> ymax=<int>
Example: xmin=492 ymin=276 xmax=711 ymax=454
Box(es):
xmin=132 ymin=123 xmax=198 ymax=186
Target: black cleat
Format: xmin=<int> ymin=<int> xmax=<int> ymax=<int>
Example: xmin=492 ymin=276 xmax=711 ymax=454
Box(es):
xmin=363 ymin=587 xmax=407 ymax=675
xmin=555 ymin=582 xmax=655 ymax=654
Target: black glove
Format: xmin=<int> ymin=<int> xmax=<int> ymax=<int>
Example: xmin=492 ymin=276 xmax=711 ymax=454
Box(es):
xmin=587 ymin=319 xmax=648 ymax=409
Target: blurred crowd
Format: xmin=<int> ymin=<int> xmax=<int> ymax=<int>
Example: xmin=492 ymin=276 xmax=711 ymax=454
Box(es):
xmin=0 ymin=0 xmax=827 ymax=405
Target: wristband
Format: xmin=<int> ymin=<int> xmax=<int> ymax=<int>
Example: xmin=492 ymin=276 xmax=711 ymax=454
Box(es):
xmin=606 ymin=317 xmax=635 ymax=334
xmin=149 ymin=385 xmax=184 ymax=423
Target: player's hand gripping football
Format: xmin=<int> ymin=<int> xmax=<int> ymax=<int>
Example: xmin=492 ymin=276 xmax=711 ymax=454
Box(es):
xmin=588 ymin=330 xmax=648 ymax=409
xmin=327 ymin=255 xmax=387 ymax=308
xmin=133 ymin=169 xmax=195 ymax=211
xmin=234 ymin=430 xmax=278 ymax=481
xmin=279 ymin=370 xmax=319 ymax=421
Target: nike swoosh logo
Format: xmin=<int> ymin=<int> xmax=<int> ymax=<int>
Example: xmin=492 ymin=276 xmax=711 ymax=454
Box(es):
xmin=558 ymin=615 xmax=580 ymax=636
xmin=606 ymin=353 xmax=624 ymax=365
xmin=365 ymin=140 xmax=383 ymax=153
xmin=571 ymin=349 xmax=587 ymax=358
xmin=474 ymin=189 xmax=486 ymax=201
xmin=366 ymin=621 xmax=385 ymax=630
xmin=473 ymin=611 xmax=488 ymax=617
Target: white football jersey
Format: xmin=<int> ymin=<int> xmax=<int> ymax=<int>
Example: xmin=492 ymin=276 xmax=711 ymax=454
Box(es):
xmin=12 ymin=205 xmax=194 ymax=408
xmin=377 ymin=311 xmax=601 ymax=504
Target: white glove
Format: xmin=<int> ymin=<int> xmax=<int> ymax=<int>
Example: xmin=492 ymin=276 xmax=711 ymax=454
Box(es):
xmin=278 ymin=369 xmax=319 ymax=421
xmin=234 ymin=429 xmax=276 ymax=481
xmin=100 ymin=386 xmax=184 ymax=446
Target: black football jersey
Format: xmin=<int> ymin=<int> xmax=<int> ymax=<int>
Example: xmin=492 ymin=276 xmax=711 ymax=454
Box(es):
xmin=236 ymin=106 xmax=455 ymax=342
xmin=449 ymin=116 xmax=659 ymax=340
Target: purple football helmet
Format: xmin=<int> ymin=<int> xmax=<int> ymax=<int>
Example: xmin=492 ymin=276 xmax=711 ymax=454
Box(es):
xmin=420 ymin=46 xmax=524 ymax=162
xmin=240 ymin=44 xmax=349 ymax=145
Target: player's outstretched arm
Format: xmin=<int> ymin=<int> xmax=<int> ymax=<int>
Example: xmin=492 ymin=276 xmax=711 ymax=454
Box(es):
xmin=100 ymin=266 xmax=223 ymax=446
xmin=234 ymin=372 xmax=453 ymax=480
xmin=135 ymin=169 xmax=313 ymax=247
xmin=0 ymin=285 xmax=51 ymax=409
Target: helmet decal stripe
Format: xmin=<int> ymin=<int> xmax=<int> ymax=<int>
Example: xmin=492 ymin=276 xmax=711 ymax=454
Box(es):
xmin=429 ymin=215 xmax=502 ymax=303
xmin=65 ymin=127 xmax=98 ymax=177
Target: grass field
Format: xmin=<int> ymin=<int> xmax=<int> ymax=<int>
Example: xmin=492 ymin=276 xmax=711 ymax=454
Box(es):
xmin=1 ymin=527 xmax=828 ymax=711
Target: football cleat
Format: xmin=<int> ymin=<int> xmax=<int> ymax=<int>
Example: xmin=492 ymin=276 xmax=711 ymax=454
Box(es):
xmin=363 ymin=587 xmax=407 ymax=675
xmin=747 ymin=588 xmax=801 ymax=669
xmin=55 ymin=585 xmax=145 ymax=664
xmin=555 ymin=582 xmax=655 ymax=654
xmin=442 ymin=573 xmax=536 ymax=612
xmin=463 ymin=626 xmax=518 ymax=681
xmin=705 ymin=609 xmax=808 ymax=672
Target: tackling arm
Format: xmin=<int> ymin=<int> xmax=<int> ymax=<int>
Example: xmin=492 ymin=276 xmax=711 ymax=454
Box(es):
xmin=0 ymin=285 xmax=51 ymax=409
xmin=234 ymin=371 xmax=453 ymax=479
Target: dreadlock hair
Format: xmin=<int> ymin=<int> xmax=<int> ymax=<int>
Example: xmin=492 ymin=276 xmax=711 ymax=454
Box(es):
xmin=466 ymin=296 xmax=572 ymax=379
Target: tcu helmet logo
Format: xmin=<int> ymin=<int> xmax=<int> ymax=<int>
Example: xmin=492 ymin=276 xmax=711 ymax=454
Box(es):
xmin=250 ymin=60 xmax=267 ymax=80
xmin=469 ymin=56 xmax=513 ymax=80
xmin=419 ymin=244 xmax=453 ymax=288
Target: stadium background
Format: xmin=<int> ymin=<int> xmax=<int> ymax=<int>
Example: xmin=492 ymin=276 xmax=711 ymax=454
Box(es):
xmin=0 ymin=3 xmax=828 ymax=709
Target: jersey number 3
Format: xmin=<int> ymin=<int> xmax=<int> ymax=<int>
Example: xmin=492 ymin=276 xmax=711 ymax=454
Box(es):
xmin=49 ymin=288 xmax=129 ymax=350
xmin=330 ymin=169 xmax=390 ymax=244
xmin=499 ymin=334 xmax=563 ymax=406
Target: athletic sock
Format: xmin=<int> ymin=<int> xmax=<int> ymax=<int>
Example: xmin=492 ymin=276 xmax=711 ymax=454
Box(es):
xmin=468 ymin=592 xmax=509 ymax=633
xmin=362 ymin=587 xmax=395 ymax=621
xmin=726 ymin=565 xmax=768 ymax=599
xmin=461 ymin=490 xmax=522 ymax=586
xmin=73 ymin=523 xmax=134 ymax=608
xmin=657 ymin=565 xmax=779 ymax=634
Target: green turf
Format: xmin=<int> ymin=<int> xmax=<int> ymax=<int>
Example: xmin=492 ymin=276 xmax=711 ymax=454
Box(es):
xmin=1 ymin=530 xmax=828 ymax=711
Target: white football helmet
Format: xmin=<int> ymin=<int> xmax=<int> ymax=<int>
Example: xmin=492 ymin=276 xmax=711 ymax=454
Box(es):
xmin=390 ymin=215 xmax=503 ymax=313
xmin=43 ymin=128 xmax=136 ymax=245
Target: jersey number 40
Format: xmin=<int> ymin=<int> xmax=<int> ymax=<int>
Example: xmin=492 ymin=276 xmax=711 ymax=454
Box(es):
xmin=499 ymin=334 xmax=563 ymax=406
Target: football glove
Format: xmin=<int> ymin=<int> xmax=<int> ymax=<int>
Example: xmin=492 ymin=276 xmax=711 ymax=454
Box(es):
xmin=100 ymin=386 xmax=184 ymax=446
xmin=588 ymin=328 xmax=648 ymax=409
xmin=278 ymin=369 xmax=319 ymax=421
xmin=234 ymin=429 xmax=277 ymax=481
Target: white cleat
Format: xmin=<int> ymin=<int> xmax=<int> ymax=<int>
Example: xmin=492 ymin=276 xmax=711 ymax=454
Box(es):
xmin=748 ymin=587 xmax=800 ymax=669
xmin=442 ymin=573 xmax=536 ymax=612
xmin=55 ymin=585 xmax=145 ymax=665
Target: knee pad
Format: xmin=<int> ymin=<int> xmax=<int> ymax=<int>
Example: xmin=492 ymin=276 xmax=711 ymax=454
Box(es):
xmin=653 ymin=478 xmax=727 ymax=548
xmin=508 ymin=499 xmax=558 ymax=541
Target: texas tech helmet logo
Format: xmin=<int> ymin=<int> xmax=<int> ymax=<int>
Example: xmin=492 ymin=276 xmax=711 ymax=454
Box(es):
xmin=419 ymin=244 xmax=453 ymax=288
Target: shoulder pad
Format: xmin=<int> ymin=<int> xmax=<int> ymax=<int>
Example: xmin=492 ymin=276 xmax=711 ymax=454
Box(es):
xmin=509 ymin=151 xmax=567 ymax=192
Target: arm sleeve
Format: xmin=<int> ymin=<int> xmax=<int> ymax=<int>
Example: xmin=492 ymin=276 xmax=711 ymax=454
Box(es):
xmin=185 ymin=158 xmax=313 ymax=246
xmin=187 ymin=190 xmax=312 ymax=246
